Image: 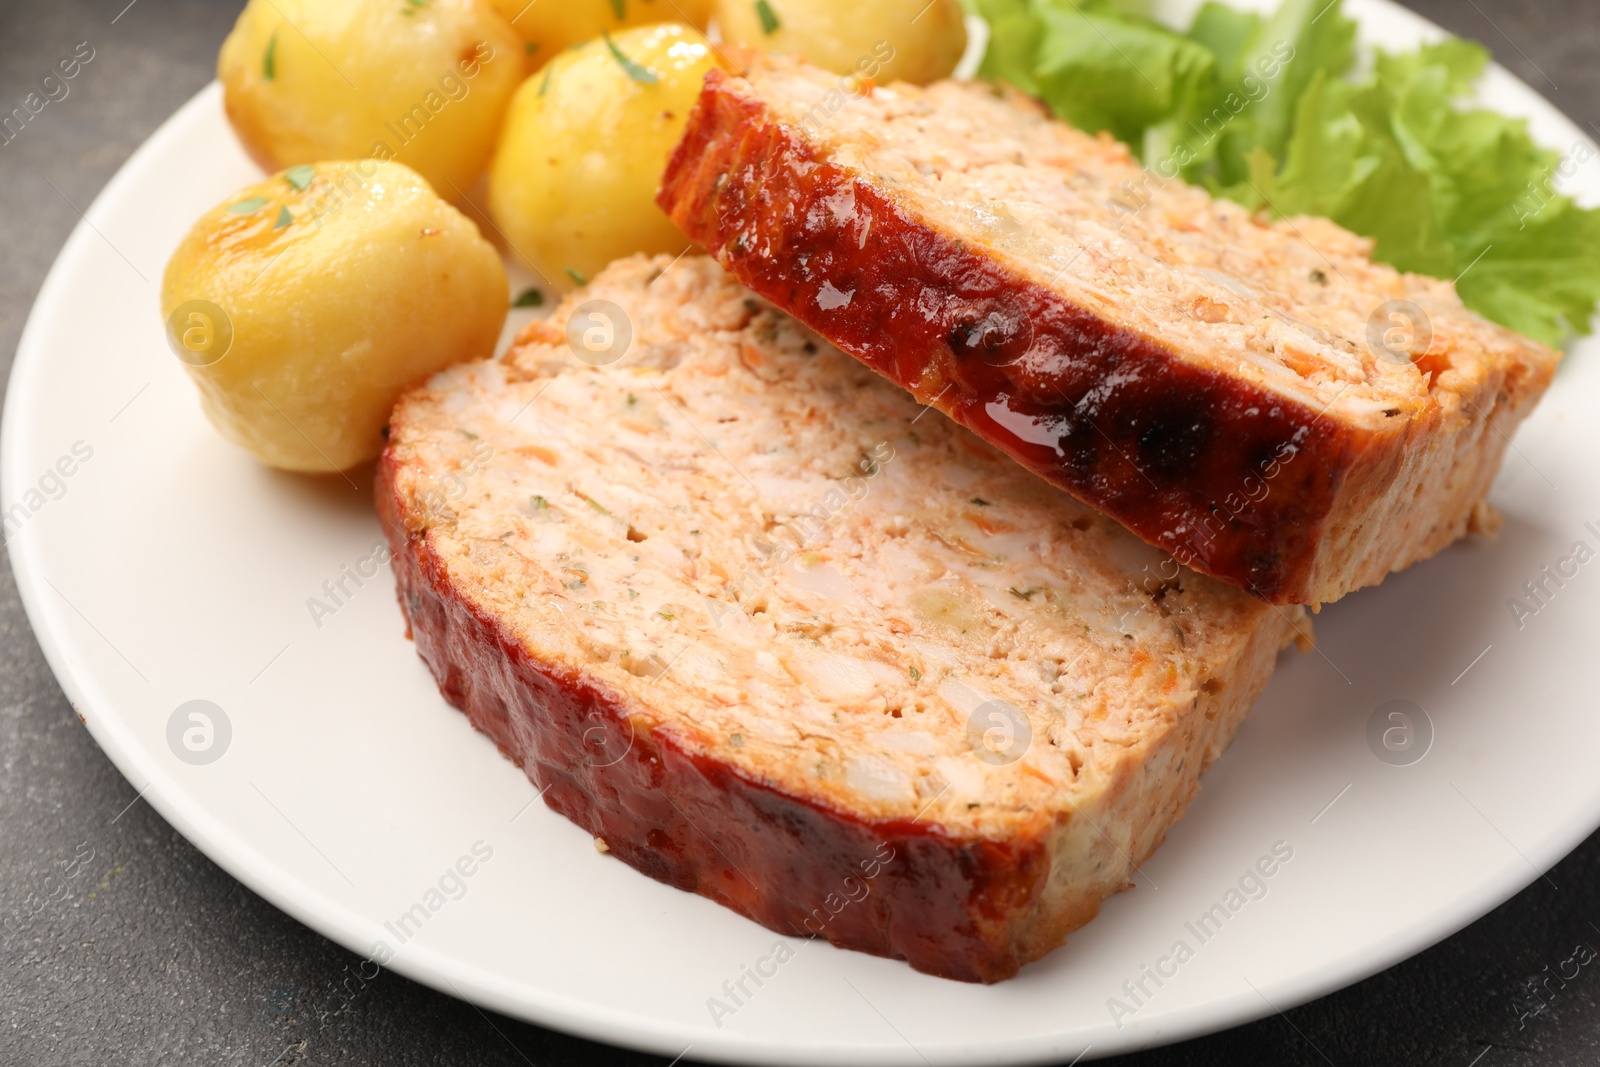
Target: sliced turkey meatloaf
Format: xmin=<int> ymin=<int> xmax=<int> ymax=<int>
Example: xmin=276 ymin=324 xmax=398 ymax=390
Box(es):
xmin=377 ymin=254 xmax=1308 ymax=982
xmin=657 ymin=54 xmax=1560 ymax=606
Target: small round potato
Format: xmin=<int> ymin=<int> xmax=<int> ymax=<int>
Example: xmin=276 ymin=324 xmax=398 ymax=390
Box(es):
xmin=714 ymin=0 xmax=968 ymax=86
xmin=218 ymin=0 xmax=523 ymax=197
xmin=486 ymin=0 xmax=713 ymax=61
xmin=162 ymin=161 xmax=508 ymax=473
xmin=487 ymin=23 xmax=727 ymax=288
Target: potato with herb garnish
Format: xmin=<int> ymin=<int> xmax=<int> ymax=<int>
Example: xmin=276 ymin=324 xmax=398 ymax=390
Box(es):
xmin=714 ymin=0 xmax=967 ymax=86
xmin=217 ymin=0 xmax=523 ymax=197
xmin=486 ymin=0 xmax=713 ymax=63
xmin=487 ymin=23 xmax=727 ymax=289
xmin=162 ymin=161 xmax=507 ymax=473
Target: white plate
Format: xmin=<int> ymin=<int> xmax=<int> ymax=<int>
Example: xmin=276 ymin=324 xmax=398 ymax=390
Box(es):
xmin=5 ymin=2 xmax=1597 ymax=1063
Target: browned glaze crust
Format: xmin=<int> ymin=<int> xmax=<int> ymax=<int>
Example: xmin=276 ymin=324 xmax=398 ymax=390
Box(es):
xmin=658 ymin=72 xmax=1399 ymax=605
xmin=377 ymin=452 xmax=1065 ymax=983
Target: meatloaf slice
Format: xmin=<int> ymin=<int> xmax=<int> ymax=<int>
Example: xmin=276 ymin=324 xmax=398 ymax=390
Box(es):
xmin=378 ymin=254 xmax=1307 ymax=982
xmin=657 ymin=55 xmax=1560 ymax=606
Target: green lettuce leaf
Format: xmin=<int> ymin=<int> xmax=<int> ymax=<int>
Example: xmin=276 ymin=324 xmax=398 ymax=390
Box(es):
xmin=974 ymin=0 xmax=1218 ymax=152
xmin=1035 ymin=9 xmax=1217 ymax=152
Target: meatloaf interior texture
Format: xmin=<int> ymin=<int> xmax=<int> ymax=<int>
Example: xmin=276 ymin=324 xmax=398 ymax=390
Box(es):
xmin=378 ymin=255 xmax=1308 ymax=981
xmin=658 ymin=54 xmax=1561 ymax=606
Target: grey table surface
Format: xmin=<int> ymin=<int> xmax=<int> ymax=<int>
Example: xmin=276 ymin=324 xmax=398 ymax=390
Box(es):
xmin=3 ymin=1 xmax=1599 ymax=1064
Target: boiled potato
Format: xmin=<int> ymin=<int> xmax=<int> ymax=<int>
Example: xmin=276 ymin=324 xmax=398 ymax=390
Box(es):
xmin=218 ymin=0 xmax=523 ymax=197
xmin=714 ymin=0 xmax=967 ymax=85
xmin=162 ymin=161 xmax=508 ymax=473
xmin=486 ymin=0 xmax=713 ymax=61
xmin=487 ymin=23 xmax=727 ymax=288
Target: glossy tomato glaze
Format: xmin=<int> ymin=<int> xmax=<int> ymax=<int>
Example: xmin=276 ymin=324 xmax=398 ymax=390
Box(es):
xmin=659 ymin=71 xmax=1369 ymax=605
xmin=376 ymin=455 xmax=1056 ymax=983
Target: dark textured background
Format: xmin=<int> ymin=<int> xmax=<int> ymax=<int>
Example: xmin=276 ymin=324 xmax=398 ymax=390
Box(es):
xmin=2 ymin=1 xmax=1597 ymax=1064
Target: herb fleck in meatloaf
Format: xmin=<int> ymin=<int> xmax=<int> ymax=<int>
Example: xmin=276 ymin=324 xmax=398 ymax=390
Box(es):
xmin=378 ymin=255 xmax=1307 ymax=982
xmin=658 ymin=55 xmax=1561 ymax=606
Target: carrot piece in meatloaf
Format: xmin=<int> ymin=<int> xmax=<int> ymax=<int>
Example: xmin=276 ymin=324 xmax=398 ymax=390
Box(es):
xmin=658 ymin=54 xmax=1560 ymax=606
xmin=378 ymin=255 xmax=1308 ymax=982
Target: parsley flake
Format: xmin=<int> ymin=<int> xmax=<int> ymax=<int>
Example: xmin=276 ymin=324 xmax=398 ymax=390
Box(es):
xmin=565 ymin=267 xmax=588 ymax=286
xmin=755 ymin=0 xmax=780 ymax=34
xmin=262 ymin=33 xmax=277 ymax=81
xmin=229 ymin=197 xmax=270 ymax=214
xmin=602 ymin=32 xmax=659 ymax=85
xmin=609 ymin=0 xmax=626 ymax=18
xmin=512 ymin=288 xmax=545 ymax=308
xmin=273 ymin=206 xmax=292 ymax=229
xmin=284 ymin=165 xmax=314 ymax=191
